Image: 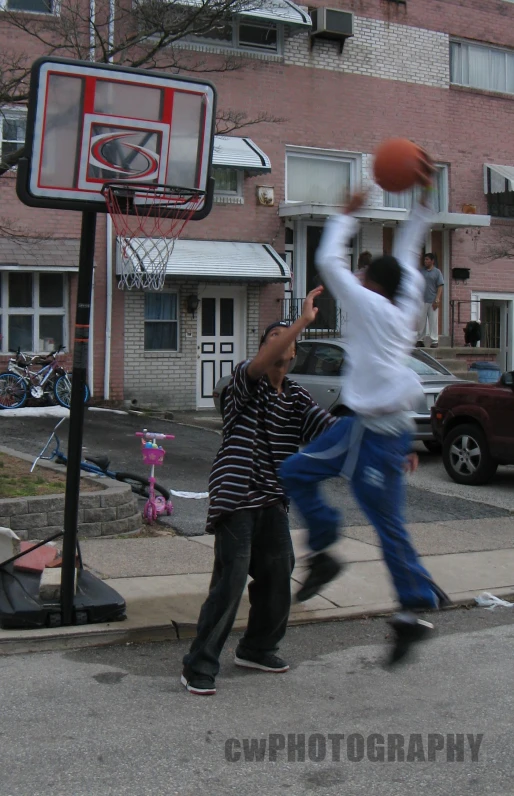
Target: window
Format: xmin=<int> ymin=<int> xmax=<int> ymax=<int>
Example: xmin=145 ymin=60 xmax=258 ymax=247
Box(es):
xmin=144 ymin=292 xmax=178 ymax=351
xmin=286 ymin=148 xmax=359 ymax=205
xmin=487 ymin=191 xmax=514 ymax=218
xmin=213 ymin=167 xmax=242 ymax=196
xmin=0 ymin=272 xmax=67 ymax=353
xmin=194 ymin=19 xmax=281 ymax=53
xmin=1 ymin=0 xmax=53 ymax=11
xmin=0 ymin=111 xmax=26 ymax=166
xmin=450 ymin=40 xmax=514 ymax=95
xmin=383 ymin=166 xmax=448 ymax=213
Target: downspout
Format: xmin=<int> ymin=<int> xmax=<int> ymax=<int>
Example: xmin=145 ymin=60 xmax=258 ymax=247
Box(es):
xmin=104 ymin=218 xmax=113 ymax=400
xmin=103 ymin=0 xmax=115 ymax=400
xmin=87 ymin=0 xmax=95 ymax=396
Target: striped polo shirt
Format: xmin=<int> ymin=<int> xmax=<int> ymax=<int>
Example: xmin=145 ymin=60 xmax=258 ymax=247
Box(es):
xmin=206 ymin=360 xmax=335 ymax=533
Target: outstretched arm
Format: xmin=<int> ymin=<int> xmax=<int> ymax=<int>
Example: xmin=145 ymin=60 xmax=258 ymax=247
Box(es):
xmin=246 ymin=286 xmax=323 ymax=381
xmin=315 ymin=192 xmax=367 ymax=305
xmin=393 ymin=188 xmax=434 ymax=329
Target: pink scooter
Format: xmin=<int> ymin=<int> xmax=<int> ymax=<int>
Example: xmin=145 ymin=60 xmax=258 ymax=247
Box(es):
xmin=136 ymin=430 xmax=175 ymax=523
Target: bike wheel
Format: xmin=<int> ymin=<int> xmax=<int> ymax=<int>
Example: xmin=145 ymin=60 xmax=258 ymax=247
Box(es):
xmin=0 ymin=373 xmax=28 ymax=409
xmin=115 ymin=472 xmax=170 ymax=501
xmin=53 ymin=374 xmax=90 ymax=409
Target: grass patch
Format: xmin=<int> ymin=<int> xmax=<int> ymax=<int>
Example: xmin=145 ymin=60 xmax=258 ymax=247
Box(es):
xmin=0 ymin=453 xmax=99 ymax=499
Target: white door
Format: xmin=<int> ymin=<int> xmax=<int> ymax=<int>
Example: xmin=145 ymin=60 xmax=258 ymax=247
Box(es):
xmin=196 ymin=286 xmax=246 ymax=408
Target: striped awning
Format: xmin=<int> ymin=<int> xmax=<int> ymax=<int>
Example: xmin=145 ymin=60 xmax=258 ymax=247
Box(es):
xmin=117 ymin=239 xmax=291 ymax=282
xmin=240 ymin=0 xmax=311 ymax=26
xmin=484 ymin=164 xmax=514 ymax=193
xmin=181 ymin=0 xmax=311 ymax=27
xmin=212 ymin=136 xmax=271 ymax=173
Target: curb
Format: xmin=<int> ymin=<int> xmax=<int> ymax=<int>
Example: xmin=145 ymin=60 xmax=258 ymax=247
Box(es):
xmin=0 ymin=587 xmax=512 ymax=656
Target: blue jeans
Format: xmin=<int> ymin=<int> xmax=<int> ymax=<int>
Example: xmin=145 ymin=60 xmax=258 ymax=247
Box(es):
xmin=183 ymin=504 xmax=295 ymax=679
xmin=280 ymin=417 xmax=437 ymax=610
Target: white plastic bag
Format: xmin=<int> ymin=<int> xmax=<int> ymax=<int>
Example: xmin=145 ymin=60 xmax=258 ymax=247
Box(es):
xmin=475 ymin=592 xmax=514 ymax=610
xmin=169 ymin=490 xmax=209 ymax=500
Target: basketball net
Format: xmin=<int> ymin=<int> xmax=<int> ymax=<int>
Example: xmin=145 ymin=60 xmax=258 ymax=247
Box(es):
xmin=102 ymin=183 xmax=204 ymax=291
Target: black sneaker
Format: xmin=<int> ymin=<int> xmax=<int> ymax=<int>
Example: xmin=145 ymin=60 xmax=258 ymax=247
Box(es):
xmin=234 ymin=649 xmax=289 ymax=673
xmin=416 ymin=341 xmax=425 ymax=348
xmin=296 ymin=551 xmax=343 ymax=603
xmin=386 ymin=612 xmax=434 ymax=667
xmin=181 ymin=669 xmax=216 ymax=695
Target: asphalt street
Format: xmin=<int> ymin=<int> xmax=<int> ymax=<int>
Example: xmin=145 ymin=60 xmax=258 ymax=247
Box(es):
xmin=0 ymin=408 xmax=511 ymax=536
xmin=1 ymin=608 xmax=513 ymax=796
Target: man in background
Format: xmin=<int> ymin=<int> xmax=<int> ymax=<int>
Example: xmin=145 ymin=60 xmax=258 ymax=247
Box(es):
xmin=417 ymin=253 xmax=444 ymax=348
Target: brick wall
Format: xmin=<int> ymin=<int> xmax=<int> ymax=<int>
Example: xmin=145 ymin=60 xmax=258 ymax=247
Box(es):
xmin=285 ymin=15 xmax=449 ymax=88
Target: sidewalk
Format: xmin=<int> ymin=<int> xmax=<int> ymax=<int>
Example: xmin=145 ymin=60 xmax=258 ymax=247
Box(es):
xmin=1 ymin=516 xmax=513 ymax=654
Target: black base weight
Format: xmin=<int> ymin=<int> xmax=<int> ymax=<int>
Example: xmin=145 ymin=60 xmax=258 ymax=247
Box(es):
xmin=0 ymin=566 xmax=126 ymax=630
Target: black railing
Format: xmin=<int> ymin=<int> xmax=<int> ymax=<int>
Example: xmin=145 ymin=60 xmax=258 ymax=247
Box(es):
xmin=450 ymin=299 xmax=501 ymax=348
xmin=279 ymin=297 xmax=347 ymax=339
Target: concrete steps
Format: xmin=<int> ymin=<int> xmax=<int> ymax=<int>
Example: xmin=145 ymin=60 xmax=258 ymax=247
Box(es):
xmin=422 ymin=343 xmax=500 ymax=382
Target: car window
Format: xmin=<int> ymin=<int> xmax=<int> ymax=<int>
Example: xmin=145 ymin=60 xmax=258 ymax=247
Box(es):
xmin=407 ymin=353 xmax=448 ymax=377
xmin=306 ymin=344 xmax=345 ymax=377
xmin=410 ymin=348 xmax=452 ymax=376
xmin=290 ymin=342 xmax=311 ymax=375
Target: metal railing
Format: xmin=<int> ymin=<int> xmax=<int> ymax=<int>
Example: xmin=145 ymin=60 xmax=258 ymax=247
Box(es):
xmin=449 ymin=299 xmax=501 ymax=348
xmin=279 ymin=297 xmax=347 ymax=339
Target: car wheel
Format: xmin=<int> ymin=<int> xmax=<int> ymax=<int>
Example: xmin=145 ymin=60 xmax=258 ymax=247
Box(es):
xmin=423 ymin=440 xmax=442 ymax=454
xmin=442 ymin=423 xmax=498 ymax=485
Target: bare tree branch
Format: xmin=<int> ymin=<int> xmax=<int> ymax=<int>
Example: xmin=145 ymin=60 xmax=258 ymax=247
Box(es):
xmin=215 ymin=109 xmax=286 ymax=134
xmin=470 ymin=224 xmax=514 ymax=263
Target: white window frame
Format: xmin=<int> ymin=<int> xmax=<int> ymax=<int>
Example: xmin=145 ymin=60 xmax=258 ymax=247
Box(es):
xmin=0 ymin=0 xmax=58 ymax=12
xmin=285 ymin=146 xmax=361 ymax=205
xmin=450 ymin=38 xmax=514 ymax=96
xmin=0 ymin=271 xmax=68 ymax=354
xmin=143 ymin=290 xmax=179 ymax=352
xmin=0 ymin=107 xmax=27 ymax=168
xmin=192 ymin=18 xmax=283 ymax=55
xmin=383 ymin=165 xmax=449 ymax=213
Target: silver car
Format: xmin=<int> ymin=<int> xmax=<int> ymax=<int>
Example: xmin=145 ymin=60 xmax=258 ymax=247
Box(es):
xmin=213 ymin=339 xmax=464 ymax=451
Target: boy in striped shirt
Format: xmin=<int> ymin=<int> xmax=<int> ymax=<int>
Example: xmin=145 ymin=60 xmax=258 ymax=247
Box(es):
xmin=181 ymin=287 xmax=334 ymax=696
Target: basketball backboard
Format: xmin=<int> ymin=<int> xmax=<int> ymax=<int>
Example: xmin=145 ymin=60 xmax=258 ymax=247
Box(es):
xmin=17 ymin=57 xmax=217 ymax=219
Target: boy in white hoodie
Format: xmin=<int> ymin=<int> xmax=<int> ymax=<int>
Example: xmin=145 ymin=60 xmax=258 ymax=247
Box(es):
xmin=281 ymin=159 xmax=448 ymax=664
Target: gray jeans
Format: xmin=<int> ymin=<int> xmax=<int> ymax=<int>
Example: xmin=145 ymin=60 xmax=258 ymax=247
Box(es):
xmin=183 ymin=504 xmax=295 ymax=679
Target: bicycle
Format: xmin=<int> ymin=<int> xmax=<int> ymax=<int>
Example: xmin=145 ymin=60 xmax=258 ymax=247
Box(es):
xmin=31 ymin=417 xmax=171 ymax=501
xmin=136 ymin=430 xmax=174 ymax=523
xmin=0 ymin=346 xmax=90 ymax=410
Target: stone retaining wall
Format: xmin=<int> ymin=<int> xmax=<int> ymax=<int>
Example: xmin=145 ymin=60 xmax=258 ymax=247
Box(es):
xmin=0 ymin=447 xmax=142 ymax=540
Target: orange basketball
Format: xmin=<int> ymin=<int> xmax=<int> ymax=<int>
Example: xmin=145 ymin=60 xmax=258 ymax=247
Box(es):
xmin=373 ymin=138 xmax=423 ymax=193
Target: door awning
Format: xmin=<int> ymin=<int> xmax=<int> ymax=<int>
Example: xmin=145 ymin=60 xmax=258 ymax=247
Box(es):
xmin=484 ymin=164 xmax=514 ymax=193
xmin=0 ymin=238 xmax=80 ymax=270
xmin=212 ymin=136 xmax=271 ymax=174
xmin=117 ymin=240 xmax=291 ymax=283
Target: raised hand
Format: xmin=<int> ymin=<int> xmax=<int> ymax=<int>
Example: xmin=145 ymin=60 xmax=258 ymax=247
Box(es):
xmin=416 ymin=147 xmax=435 ymax=189
xmin=344 ymin=190 xmax=368 ymax=215
xmin=301 ymin=286 xmax=324 ymax=325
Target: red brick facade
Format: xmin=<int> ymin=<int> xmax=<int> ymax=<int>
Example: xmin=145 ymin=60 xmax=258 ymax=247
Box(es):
xmin=1 ymin=0 xmax=514 ymax=406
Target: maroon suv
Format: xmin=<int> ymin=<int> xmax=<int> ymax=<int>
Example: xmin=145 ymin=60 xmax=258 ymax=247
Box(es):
xmin=431 ymin=371 xmax=514 ymax=485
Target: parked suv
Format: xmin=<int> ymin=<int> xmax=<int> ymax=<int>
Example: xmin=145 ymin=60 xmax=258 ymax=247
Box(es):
xmin=431 ymin=371 xmax=514 ymax=485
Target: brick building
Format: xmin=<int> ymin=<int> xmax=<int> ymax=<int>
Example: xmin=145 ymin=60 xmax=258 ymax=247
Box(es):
xmin=1 ymin=0 xmax=514 ymax=409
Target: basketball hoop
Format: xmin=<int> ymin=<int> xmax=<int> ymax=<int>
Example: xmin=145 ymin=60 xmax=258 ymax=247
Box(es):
xmin=102 ymin=183 xmax=205 ymax=291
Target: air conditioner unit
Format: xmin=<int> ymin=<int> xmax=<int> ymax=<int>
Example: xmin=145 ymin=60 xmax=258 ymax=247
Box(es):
xmin=309 ymin=8 xmax=354 ymax=52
